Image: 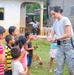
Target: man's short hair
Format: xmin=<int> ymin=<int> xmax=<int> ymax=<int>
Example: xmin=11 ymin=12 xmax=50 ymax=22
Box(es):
xmin=11 ymin=47 xmax=21 ymax=59
xmin=9 ymin=26 xmax=16 ymax=34
xmin=0 ymin=26 xmax=5 ymax=34
xmin=5 ymin=34 xmax=12 ymax=43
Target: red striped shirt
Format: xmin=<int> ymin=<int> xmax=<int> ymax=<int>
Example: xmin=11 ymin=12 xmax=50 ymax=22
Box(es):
xmin=0 ymin=64 xmax=4 ymax=75
xmin=0 ymin=45 xmax=4 ymax=54
xmin=0 ymin=44 xmax=4 ymax=75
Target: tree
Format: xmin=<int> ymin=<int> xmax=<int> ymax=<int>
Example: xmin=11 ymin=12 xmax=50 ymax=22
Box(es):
xmin=26 ymin=1 xmax=47 ymax=23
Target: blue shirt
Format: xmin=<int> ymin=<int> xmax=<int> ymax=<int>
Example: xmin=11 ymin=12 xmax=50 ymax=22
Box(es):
xmin=50 ymin=35 xmax=57 ymax=49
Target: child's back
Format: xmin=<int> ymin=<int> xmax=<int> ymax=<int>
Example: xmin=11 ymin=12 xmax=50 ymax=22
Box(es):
xmin=21 ymin=48 xmax=28 ymax=66
xmin=11 ymin=60 xmax=24 ymax=75
xmin=17 ymin=35 xmax=28 ymax=67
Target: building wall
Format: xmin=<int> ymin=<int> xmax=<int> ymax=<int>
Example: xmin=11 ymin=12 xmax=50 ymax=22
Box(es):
xmin=0 ymin=0 xmax=44 ymax=35
xmin=0 ymin=0 xmax=21 ymax=30
xmin=49 ymin=0 xmax=74 ymax=29
xmin=63 ymin=0 xmax=74 ymax=27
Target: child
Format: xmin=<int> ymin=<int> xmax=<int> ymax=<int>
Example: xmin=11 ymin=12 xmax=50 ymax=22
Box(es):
xmin=8 ymin=26 xmax=19 ymax=47
xmin=9 ymin=26 xmax=18 ymax=37
xmin=16 ymin=35 xmax=28 ymax=70
xmin=11 ymin=46 xmax=28 ymax=75
xmin=0 ymin=26 xmax=5 ymax=75
xmin=25 ymin=31 xmax=37 ymax=75
xmin=49 ymin=34 xmax=57 ymax=72
xmin=47 ymin=29 xmax=57 ymax=72
xmin=5 ymin=34 xmax=15 ymax=75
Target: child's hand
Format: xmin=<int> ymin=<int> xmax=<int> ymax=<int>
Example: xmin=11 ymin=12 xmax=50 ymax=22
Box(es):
xmin=29 ymin=34 xmax=38 ymax=40
xmin=33 ymin=46 xmax=38 ymax=50
xmin=31 ymin=47 xmax=35 ymax=50
xmin=33 ymin=35 xmax=38 ymax=40
xmin=4 ymin=66 xmax=8 ymax=71
xmin=30 ymin=36 xmax=33 ymax=40
xmin=47 ymin=33 xmax=52 ymax=42
xmin=49 ymin=38 xmax=56 ymax=42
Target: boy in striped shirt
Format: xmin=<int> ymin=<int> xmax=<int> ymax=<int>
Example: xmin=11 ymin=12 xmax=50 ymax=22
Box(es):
xmin=5 ymin=34 xmax=15 ymax=75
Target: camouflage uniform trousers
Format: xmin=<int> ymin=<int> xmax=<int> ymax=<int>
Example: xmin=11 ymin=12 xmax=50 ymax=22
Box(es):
xmin=54 ymin=43 xmax=74 ymax=75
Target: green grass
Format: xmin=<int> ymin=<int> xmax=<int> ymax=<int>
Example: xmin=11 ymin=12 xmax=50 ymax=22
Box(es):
xmin=30 ymin=39 xmax=69 ymax=75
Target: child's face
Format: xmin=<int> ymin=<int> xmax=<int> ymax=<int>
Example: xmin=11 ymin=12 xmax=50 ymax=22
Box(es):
xmin=29 ymin=34 xmax=33 ymax=39
xmin=10 ymin=36 xmax=15 ymax=45
xmin=12 ymin=28 xmax=18 ymax=36
xmin=0 ymin=33 xmax=4 ymax=39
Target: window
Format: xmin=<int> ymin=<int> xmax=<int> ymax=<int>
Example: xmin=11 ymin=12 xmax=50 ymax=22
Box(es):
xmin=0 ymin=8 xmax=4 ymax=20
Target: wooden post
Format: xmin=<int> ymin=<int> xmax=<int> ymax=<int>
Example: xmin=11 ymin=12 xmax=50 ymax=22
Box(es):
xmin=40 ymin=2 xmax=44 ymax=35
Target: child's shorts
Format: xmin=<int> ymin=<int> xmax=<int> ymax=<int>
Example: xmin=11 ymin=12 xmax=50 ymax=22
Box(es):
xmin=50 ymin=49 xmax=57 ymax=58
xmin=27 ymin=55 xmax=32 ymax=67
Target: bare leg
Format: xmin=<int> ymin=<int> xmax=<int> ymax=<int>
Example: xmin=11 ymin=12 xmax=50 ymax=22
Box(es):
xmin=49 ymin=57 xmax=54 ymax=72
xmin=27 ymin=66 xmax=33 ymax=75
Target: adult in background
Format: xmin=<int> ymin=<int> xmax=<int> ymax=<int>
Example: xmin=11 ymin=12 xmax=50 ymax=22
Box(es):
xmin=32 ymin=20 xmax=40 ymax=35
xmin=49 ymin=6 xmax=74 ymax=75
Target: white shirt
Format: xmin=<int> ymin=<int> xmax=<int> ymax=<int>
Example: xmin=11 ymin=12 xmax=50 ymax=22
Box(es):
xmin=11 ymin=60 xmax=24 ymax=75
xmin=33 ymin=22 xmax=40 ymax=28
xmin=52 ymin=16 xmax=73 ymax=38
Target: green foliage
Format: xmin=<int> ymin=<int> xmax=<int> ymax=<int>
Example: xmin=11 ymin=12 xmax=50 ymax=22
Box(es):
xmin=26 ymin=4 xmax=40 ymax=13
xmin=32 ymin=39 xmax=50 ymax=46
xmin=34 ymin=15 xmax=40 ymax=22
xmin=0 ymin=8 xmax=4 ymax=12
xmin=26 ymin=1 xmax=47 ymax=22
xmin=44 ymin=0 xmax=46 ymax=7
xmin=43 ymin=12 xmax=47 ymax=23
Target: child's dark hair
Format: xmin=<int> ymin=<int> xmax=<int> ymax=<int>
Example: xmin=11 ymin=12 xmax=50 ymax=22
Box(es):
xmin=50 ymin=6 xmax=63 ymax=13
xmin=9 ymin=26 xmax=16 ymax=34
xmin=25 ymin=31 xmax=31 ymax=38
xmin=11 ymin=47 xmax=21 ymax=59
xmin=0 ymin=26 xmax=5 ymax=34
xmin=17 ymin=35 xmax=27 ymax=49
xmin=5 ymin=34 xmax=12 ymax=43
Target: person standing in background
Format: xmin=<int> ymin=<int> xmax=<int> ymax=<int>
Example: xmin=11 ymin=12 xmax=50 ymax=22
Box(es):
xmin=32 ymin=20 xmax=40 ymax=35
xmin=47 ymin=29 xmax=57 ymax=73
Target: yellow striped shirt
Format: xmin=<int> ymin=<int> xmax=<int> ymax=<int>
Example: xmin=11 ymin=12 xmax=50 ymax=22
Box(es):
xmin=5 ymin=45 xmax=12 ymax=70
